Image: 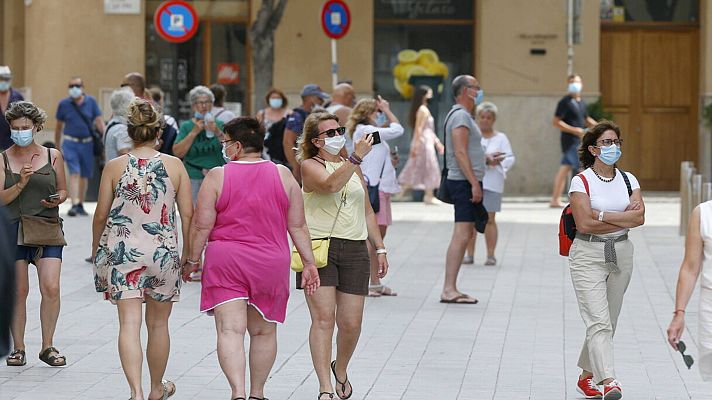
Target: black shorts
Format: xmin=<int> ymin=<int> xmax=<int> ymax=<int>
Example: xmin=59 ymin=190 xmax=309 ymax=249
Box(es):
xmin=446 ymin=179 xmax=488 ymax=232
xmin=296 ymin=238 xmax=370 ymax=296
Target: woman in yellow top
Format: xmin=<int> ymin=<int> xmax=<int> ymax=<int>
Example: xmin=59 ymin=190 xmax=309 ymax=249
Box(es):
xmin=297 ymin=111 xmax=389 ymax=400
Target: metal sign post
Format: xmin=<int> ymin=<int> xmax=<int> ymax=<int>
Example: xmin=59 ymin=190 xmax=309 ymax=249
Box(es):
xmin=321 ymin=0 xmax=350 ymax=88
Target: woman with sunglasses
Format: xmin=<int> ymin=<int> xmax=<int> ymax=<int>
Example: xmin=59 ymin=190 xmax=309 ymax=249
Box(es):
xmin=667 ymin=199 xmax=712 ymax=380
xmin=568 ymin=121 xmax=644 ymax=400
xmin=298 ymin=111 xmax=389 ymax=400
xmin=1 ymin=101 xmax=68 ymax=367
xmin=346 ymin=96 xmax=403 ymax=297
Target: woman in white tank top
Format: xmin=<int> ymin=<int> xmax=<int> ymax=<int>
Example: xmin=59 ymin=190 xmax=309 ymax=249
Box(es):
xmin=668 ymin=200 xmax=712 ymax=380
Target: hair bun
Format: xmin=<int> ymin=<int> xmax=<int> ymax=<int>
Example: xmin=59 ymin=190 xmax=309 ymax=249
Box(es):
xmin=126 ymin=98 xmax=162 ymax=143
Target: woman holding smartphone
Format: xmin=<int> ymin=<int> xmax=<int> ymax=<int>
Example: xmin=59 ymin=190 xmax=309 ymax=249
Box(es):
xmin=1 ymin=101 xmax=68 ymax=367
xmin=346 ymin=97 xmax=403 ymax=297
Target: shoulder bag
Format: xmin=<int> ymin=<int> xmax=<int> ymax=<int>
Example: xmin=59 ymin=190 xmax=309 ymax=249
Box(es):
xmin=70 ymin=100 xmax=104 ymax=159
xmin=290 ymin=178 xmax=348 ymax=272
xmin=366 ymin=156 xmax=387 ymax=213
xmin=435 ymin=108 xmax=459 ymax=204
xmin=3 ymin=151 xmax=66 ymax=247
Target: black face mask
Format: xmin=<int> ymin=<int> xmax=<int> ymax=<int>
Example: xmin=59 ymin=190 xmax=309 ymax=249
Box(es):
xmin=426 ymin=97 xmax=434 ymax=104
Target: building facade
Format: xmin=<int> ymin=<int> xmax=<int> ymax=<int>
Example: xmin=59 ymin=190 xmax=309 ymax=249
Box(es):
xmin=2 ymin=0 xmax=711 ymax=194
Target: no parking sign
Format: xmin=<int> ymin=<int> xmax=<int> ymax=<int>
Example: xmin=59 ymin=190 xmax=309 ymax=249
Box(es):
xmin=321 ymin=0 xmax=351 ymax=40
xmin=154 ymin=0 xmax=199 ymax=43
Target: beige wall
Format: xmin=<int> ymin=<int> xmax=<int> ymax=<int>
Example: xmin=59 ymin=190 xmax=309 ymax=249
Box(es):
xmin=2 ymin=0 xmax=26 ymax=87
xmin=23 ymin=0 xmax=145 ymax=141
xmin=699 ymin=0 xmax=712 ymax=180
xmin=272 ymin=0 xmax=373 ymax=100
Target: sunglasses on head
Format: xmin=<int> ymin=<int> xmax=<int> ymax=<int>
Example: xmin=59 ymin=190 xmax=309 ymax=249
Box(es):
xmin=677 ymin=340 xmax=694 ymax=369
xmin=318 ymin=126 xmax=346 ymax=138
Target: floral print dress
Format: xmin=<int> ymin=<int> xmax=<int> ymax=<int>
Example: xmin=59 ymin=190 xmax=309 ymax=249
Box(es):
xmin=94 ymin=154 xmax=181 ymax=303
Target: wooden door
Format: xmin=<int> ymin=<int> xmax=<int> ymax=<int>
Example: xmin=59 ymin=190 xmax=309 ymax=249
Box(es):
xmin=601 ymin=27 xmax=698 ymax=191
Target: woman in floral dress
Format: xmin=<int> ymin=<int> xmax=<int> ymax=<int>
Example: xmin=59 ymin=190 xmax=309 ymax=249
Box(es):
xmin=92 ymin=99 xmax=193 ymax=400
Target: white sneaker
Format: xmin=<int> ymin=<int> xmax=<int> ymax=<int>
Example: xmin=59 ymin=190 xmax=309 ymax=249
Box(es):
xmin=462 ymin=255 xmax=474 ymax=265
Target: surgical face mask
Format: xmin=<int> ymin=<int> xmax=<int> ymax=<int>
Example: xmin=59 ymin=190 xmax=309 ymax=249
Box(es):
xmin=269 ymin=98 xmax=283 ymax=109
xmin=321 ymin=135 xmax=346 ymax=155
xmin=598 ymin=144 xmax=621 ymax=165
xmin=312 ymin=104 xmax=325 ymax=112
xmin=194 ymin=111 xmax=204 ymax=120
xmin=68 ymin=87 xmax=83 ymax=99
xmin=0 ymin=81 xmax=10 ymax=92
xmin=469 ymin=89 xmax=484 ymax=105
xmin=568 ymin=82 xmax=582 ymax=94
xmin=222 ymin=142 xmax=237 ymax=162
xmin=10 ymin=128 xmax=34 ymax=147
xmin=375 ymin=111 xmax=388 ymax=126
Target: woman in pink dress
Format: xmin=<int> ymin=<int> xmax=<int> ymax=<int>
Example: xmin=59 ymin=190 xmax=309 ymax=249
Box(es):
xmin=187 ymin=117 xmax=320 ymax=400
xmin=398 ymin=85 xmax=444 ymax=204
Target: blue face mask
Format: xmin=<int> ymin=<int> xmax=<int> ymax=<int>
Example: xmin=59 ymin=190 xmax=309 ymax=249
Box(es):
xmin=194 ymin=111 xmax=204 ymax=120
xmin=598 ymin=144 xmax=621 ymax=165
xmin=68 ymin=87 xmax=83 ymax=99
xmin=375 ymin=111 xmax=388 ymax=126
xmin=0 ymin=81 xmax=10 ymax=92
xmin=10 ymin=128 xmax=34 ymax=147
xmin=568 ymin=82 xmax=582 ymax=94
xmin=269 ymin=98 xmax=283 ymax=109
xmin=476 ymin=89 xmax=484 ymax=104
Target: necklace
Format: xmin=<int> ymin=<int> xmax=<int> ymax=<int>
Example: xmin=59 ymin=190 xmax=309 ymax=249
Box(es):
xmin=592 ymin=166 xmax=615 ymax=182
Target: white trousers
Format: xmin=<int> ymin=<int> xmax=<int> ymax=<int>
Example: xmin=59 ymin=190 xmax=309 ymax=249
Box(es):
xmin=569 ymin=237 xmax=634 ymax=384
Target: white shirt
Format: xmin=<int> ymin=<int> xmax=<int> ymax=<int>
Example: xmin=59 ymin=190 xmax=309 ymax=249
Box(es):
xmin=569 ymin=168 xmax=640 ymax=236
xmin=352 ymin=122 xmax=405 ymax=194
xmin=212 ymin=106 xmax=236 ymax=125
xmin=481 ymin=131 xmax=515 ymax=193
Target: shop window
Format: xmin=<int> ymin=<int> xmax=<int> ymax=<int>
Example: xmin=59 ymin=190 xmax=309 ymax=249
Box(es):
xmin=601 ymin=0 xmax=699 ymax=22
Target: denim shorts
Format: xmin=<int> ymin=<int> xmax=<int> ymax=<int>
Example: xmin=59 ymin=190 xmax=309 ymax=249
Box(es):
xmin=62 ymin=139 xmax=94 ymax=178
xmin=11 ymin=222 xmax=63 ymax=263
xmin=446 ymin=179 xmax=489 ymax=232
xmin=561 ymin=141 xmax=580 ymax=170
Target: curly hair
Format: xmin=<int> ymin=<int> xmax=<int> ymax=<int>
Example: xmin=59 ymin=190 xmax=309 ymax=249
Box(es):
xmin=5 ymin=101 xmax=47 ymax=131
xmin=345 ymin=98 xmax=378 ymax=138
xmin=127 ymin=98 xmax=163 ymax=144
xmin=297 ymin=111 xmax=339 ymax=162
xmin=579 ymin=120 xmax=621 ymax=169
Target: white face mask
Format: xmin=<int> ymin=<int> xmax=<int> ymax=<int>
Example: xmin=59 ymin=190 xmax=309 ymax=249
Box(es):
xmin=321 ymin=135 xmax=346 ymax=155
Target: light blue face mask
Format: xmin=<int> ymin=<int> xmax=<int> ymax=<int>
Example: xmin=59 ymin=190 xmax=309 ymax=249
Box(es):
xmin=598 ymin=144 xmax=621 ymax=165
xmin=194 ymin=111 xmax=204 ymax=120
xmin=68 ymin=87 xmax=83 ymax=99
xmin=0 ymin=81 xmax=10 ymax=92
xmin=469 ymin=89 xmax=484 ymax=105
xmin=568 ymin=82 xmax=582 ymax=94
xmin=10 ymin=128 xmax=34 ymax=147
xmin=269 ymin=98 xmax=283 ymax=109
xmin=375 ymin=111 xmax=388 ymax=126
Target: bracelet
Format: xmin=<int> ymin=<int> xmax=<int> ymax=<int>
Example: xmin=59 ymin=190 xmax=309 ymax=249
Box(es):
xmin=375 ymin=248 xmax=387 ymax=255
xmin=348 ymin=155 xmax=362 ymax=165
xmin=185 ymin=259 xmax=200 ymax=265
xmin=674 ymin=309 xmax=686 ymax=315
xmin=351 ymin=153 xmax=363 ymax=162
xmin=598 ymin=211 xmax=604 ymax=222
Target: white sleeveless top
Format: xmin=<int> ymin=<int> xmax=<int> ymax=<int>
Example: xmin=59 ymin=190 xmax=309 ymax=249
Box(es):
xmin=700 ymin=201 xmax=712 ymax=289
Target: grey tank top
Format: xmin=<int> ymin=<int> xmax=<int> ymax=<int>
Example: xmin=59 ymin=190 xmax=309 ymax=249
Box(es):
xmin=2 ymin=148 xmax=58 ymax=223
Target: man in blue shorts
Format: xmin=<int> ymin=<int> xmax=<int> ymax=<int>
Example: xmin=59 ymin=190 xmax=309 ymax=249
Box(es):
xmin=549 ymin=74 xmax=597 ymax=207
xmin=54 ymin=76 xmax=105 ymax=216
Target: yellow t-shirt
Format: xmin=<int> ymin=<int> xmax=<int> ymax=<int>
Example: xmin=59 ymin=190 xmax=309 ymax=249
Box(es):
xmin=303 ymin=160 xmax=368 ymax=241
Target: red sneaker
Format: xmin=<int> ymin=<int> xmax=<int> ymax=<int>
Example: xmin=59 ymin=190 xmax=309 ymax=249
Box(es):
xmin=576 ymin=375 xmax=602 ymax=399
xmin=603 ymin=380 xmax=622 ymax=400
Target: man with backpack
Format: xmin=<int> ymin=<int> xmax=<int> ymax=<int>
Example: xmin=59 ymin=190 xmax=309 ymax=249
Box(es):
xmin=54 ymin=76 xmax=105 ymax=217
xmin=209 ymin=84 xmax=237 ymax=125
xmin=282 ymin=84 xmax=329 ymax=182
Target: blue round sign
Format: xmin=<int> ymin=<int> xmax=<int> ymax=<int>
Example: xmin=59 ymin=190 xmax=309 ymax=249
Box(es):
xmin=154 ymin=1 xmax=199 ymax=43
xmin=321 ymin=0 xmax=351 ymax=40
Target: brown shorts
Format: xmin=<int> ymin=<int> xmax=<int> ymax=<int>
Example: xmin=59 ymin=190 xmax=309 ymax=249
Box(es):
xmin=296 ymin=238 xmax=370 ymax=296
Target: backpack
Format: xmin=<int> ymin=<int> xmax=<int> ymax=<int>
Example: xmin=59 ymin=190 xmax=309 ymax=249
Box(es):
xmin=263 ymin=108 xmax=308 ymax=166
xmin=558 ymin=170 xmax=632 ymax=256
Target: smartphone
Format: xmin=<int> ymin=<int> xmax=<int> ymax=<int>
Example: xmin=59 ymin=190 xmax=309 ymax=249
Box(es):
xmin=370 ymin=131 xmax=381 ymax=145
xmin=391 ymin=145 xmax=399 ymax=155
xmin=45 ymin=193 xmax=60 ymax=202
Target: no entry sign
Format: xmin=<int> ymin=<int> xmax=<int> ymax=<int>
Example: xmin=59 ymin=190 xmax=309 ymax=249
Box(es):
xmin=321 ymin=0 xmax=351 ymax=40
xmin=154 ymin=0 xmax=199 ymax=43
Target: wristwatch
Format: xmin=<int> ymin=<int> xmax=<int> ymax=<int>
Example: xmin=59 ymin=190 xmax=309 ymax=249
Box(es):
xmin=598 ymin=211 xmax=604 ymax=222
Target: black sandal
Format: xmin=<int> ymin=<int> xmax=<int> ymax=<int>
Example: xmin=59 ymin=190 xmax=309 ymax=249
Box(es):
xmin=318 ymin=393 xmax=334 ymax=400
xmin=38 ymin=346 xmax=66 ymax=367
xmin=6 ymin=349 xmax=26 ymax=366
xmin=248 ymin=397 xmax=269 ymax=400
xmin=330 ymin=360 xmax=353 ymax=399
xmin=232 ymin=398 xmax=246 ymax=400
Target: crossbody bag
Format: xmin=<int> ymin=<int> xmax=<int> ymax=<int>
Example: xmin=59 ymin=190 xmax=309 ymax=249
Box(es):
xmin=69 ymin=100 xmax=103 ymax=158
xmin=366 ymin=156 xmax=387 ymax=213
xmin=436 ymin=108 xmax=458 ymax=204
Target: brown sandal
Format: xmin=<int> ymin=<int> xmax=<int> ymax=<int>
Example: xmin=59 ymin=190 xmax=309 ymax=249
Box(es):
xmin=148 ymin=380 xmax=176 ymax=400
xmin=38 ymin=346 xmax=66 ymax=367
xmin=6 ymin=349 xmax=26 ymax=366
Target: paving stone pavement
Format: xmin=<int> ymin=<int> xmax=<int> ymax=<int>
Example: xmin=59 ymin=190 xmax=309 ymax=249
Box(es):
xmin=0 ymin=199 xmax=708 ymax=400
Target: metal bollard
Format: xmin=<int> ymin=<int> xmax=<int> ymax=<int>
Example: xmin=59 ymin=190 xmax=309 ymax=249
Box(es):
xmin=692 ymin=174 xmax=703 ymax=209
xmin=680 ymin=161 xmax=694 ymax=235
xmin=704 ymin=183 xmax=712 ymax=203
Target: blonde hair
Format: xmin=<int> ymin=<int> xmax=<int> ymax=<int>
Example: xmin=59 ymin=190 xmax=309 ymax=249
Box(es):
xmin=297 ymin=111 xmax=339 ymax=162
xmin=345 ymin=98 xmax=378 ymax=138
xmin=127 ymin=98 xmax=163 ymax=144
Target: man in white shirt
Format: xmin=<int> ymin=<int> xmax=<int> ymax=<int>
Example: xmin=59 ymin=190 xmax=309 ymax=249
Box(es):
xmin=210 ymin=84 xmax=237 ymax=125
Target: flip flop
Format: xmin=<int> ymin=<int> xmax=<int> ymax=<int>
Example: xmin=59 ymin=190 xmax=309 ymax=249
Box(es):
xmin=148 ymin=380 xmax=176 ymax=400
xmin=330 ymin=360 xmax=353 ymax=399
xmin=440 ymin=294 xmax=478 ymax=304
xmin=368 ymin=284 xmax=398 ymax=296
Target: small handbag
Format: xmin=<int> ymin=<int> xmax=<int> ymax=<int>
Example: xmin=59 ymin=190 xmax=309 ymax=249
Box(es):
xmin=436 ymin=109 xmax=457 ymax=204
xmin=291 ymin=186 xmax=347 ymax=272
xmin=366 ymin=157 xmax=387 ymax=213
xmin=4 ymin=150 xmax=66 ymax=247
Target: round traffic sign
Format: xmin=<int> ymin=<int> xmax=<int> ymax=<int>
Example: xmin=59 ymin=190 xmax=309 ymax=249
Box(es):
xmin=154 ymin=0 xmax=199 ymax=43
xmin=321 ymin=0 xmax=350 ymax=40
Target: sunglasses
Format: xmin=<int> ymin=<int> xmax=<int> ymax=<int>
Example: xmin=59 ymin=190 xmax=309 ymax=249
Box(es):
xmin=68 ymin=84 xmax=82 ymax=89
xmin=30 ymin=153 xmax=57 ymax=175
xmin=318 ymin=126 xmax=346 ymax=138
xmin=677 ymin=340 xmax=694 ymax=369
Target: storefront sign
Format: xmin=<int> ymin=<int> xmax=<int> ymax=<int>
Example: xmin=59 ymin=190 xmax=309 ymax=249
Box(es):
xmin=154 ymin=0 xmax=199 ymax=43
xmin=321 ymin=0 xmax=351 ymax=40
xmin=104 ymin=0 xmax=140 ymax=14
xmin=375 ymin=0 xmax=472 ymax=20
xmin=217 ymin=63 xmax=240 ymax=85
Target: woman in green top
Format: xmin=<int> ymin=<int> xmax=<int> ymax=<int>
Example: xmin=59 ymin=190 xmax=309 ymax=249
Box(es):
xmin=172 ymin=85 xmax=225 ymax=202
xmin=0 ymin=101 xmax=69 ymax=367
